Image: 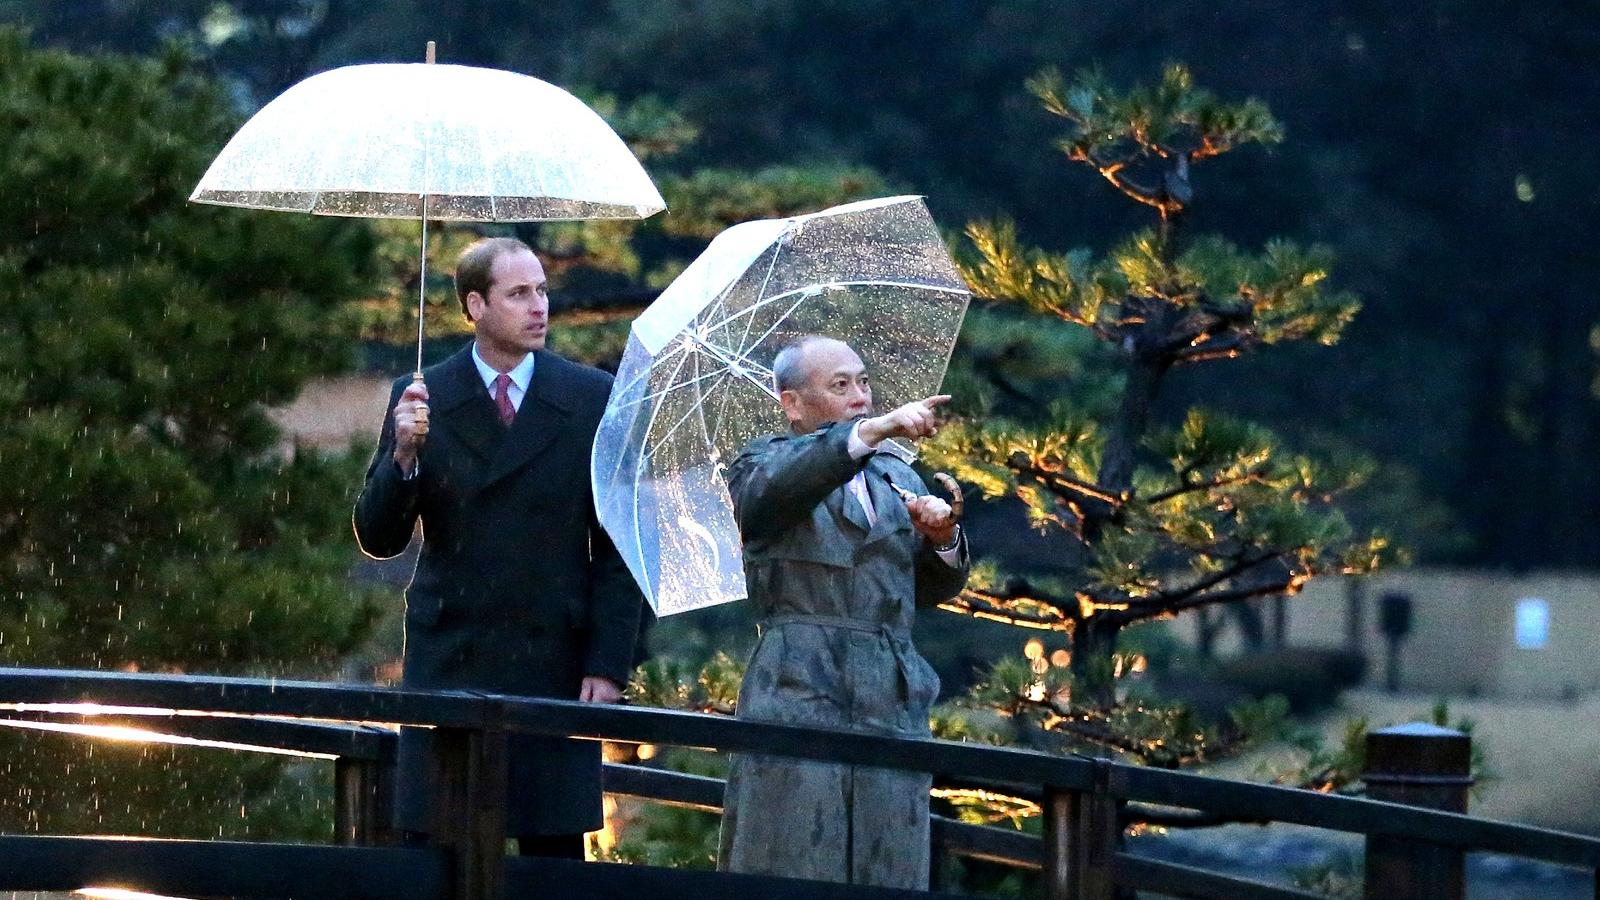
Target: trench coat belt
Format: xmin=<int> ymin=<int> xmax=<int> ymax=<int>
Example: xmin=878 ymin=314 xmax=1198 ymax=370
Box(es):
xmin=762 ymin=614 xmax=917 ymax=695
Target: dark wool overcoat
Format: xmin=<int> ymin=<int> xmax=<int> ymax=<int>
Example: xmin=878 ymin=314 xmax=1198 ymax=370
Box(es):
xmin=354 ymin=342 xmax=643 ymax=836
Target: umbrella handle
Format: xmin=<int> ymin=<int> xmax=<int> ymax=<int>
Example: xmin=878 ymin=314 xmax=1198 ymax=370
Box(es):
xmin=882 ymin=472 xmax=965 ymax=524
xmin=411 ymin=371 xmax=429 ymax=448
xmin=932 ymin=472 xmax=964 ymax=523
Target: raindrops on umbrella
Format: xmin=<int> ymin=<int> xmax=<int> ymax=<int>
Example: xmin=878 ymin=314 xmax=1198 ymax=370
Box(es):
xmin=593 ymin=196 xmax=970 ymax=616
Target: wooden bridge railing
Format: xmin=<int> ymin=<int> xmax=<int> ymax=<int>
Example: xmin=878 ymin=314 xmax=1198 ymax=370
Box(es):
xmin=0 ymin=666 xmax=1595 ymax=900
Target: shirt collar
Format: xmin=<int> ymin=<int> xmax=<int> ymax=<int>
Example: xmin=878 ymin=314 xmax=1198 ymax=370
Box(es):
xmin=470 ymin=343 xmax=536 ymax=394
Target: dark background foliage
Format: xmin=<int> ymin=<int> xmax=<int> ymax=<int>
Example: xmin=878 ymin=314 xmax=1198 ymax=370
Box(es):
xmin=8 ymin=0 xmax=1590 ymax=567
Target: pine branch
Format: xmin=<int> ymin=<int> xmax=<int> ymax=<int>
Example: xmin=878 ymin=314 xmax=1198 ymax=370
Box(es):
xmin=1035 ymin=700 xmax=1257 ymax=768
xmin=1089 ymin=550 xmax=1319 ymax=627
xmin=1130 ymin=551 xmax=1280 ymax=610
xmin=1032 ymin=468 xmax=1124 ymax=513
xmin=1142 ymin=572 xmax=1307 ymax=622
xmin=940 ymin=584 xmax=1074 ymax=630
xmin=1143 ymin=470 xmax=1266 ymax=505
xmin=1040 ymin=711 xmax=1176 ymax=762
xmin=1171 ymin=332 xmax=1255 ymax=365
xmin=1069 ymin=146 xmax=1167 ymax=210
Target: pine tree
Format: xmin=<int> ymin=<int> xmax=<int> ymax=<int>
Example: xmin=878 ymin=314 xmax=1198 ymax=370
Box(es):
xmin=0 ymin=29 xmax=381 ymax=836
xmin=922 ymin=65 xmax=1394 ymax=758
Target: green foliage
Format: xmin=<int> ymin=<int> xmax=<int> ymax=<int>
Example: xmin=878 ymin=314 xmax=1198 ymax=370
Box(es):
xmin=658 ymin=164 xmax=890 ymax=242
xmin=0 ymin=732 xmax=335 ymax=841
xmin=0 ymin=30 xmax=380 ymax=835
xmin=602 ymin=801 xmax=721 ymax=869
xmin=926 ymin=66 xmax=1398 ymax=794
xmin=1288 ymin=851 xmax=1363 ymax=899
xmin=1028 ymin=63 xmax=1282 ymax=168
xmin=600 ymin=747 xmax=725 ymax=869
xmin=958 ymin=654 xmax=1290 ymax=769
xmin=960 ymin=220 xmax=1108 ymax=327
xmin=936 ymin=304 xmax=1118 ymax=421
xmin=1249 ymin=699 xmax=1492 ymax=798
xmin=627 ymin=651 xmax=744 ymax=716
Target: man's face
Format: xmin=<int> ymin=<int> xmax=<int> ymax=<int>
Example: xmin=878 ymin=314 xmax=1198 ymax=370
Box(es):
xmin=779 ymin=340 xmax=873 ymax=433
xmin=466 ymin=249 xmax=549 ymax=356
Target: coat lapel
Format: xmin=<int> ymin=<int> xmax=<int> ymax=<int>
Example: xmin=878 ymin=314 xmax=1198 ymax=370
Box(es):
xmin=834 ymin=473 xmax=871 ymax=534
xmin=480 ymin=349 xmax=574 ymax=493
xmin=430 ymin=345 xmax=501 ymax=463
xmin=864 ymin=456 xmax=910 ymax=543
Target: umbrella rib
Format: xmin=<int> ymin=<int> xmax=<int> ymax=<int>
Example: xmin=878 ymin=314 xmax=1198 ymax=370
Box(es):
xmin=612 ymin=338 xmax=692 ymax=402
xmin=687 ymin=277 xmax=745 ymax=359
xmin=606 ymin=340 xmax=698 ymax=499
xmin=733 ymin=240 xmax=785 ymax=357
xmin=682 ymin=330 xmax=777 ymax=397
xmin=696 ymin=280 xmax=970 ymax=337
xmin=718 ymin=287 xmax=833 ymax=374
xmin=641 ymin=367 xmax=735 ymax=465
xmin=614 ymin=357 xmax=737 ymax=410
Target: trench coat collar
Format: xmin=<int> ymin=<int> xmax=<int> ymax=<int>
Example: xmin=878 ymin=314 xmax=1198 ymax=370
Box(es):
xmin=829 ymin=454 xmax=911 ymax=542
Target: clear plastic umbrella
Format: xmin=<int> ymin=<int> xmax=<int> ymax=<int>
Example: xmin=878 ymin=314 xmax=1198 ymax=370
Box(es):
xmin=592 ymin=196 xmax=970 ymax=615
xmin=190 ymin=43 xmax=665 ymax=376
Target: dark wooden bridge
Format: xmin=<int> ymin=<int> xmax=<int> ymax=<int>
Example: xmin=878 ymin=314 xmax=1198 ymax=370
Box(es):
xmin=0 ymin=666 xmax=1594 ymax=899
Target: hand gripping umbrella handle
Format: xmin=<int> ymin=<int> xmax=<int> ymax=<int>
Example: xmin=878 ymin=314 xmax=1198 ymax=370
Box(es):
xmin=411 ymin=371 xmax=430 ymax=449
xmin=881 ymin=472 xmax=965 ymax=523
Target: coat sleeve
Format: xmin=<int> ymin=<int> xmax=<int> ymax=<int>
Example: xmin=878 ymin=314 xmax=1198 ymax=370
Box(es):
xmin=351 ymin=378 xmax=423 ymax=560
xmin=578 ymin=372 xmax=647 ymax=685
xmin=914 ymin=529 xmax=970 ymax=607
xmin=582 ymin=496 xmax=647 ymax=685
xmin=727 ymin=420 xmax=863 ymax=542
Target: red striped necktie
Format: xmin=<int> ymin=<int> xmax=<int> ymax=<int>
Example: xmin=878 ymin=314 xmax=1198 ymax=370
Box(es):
xmin=493 ymin=373 xmax=515 ymax=426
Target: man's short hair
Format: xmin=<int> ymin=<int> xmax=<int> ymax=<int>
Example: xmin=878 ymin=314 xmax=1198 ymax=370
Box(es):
xmin=772 ymin=335 xmax=838 ymax=392
xmin=455 ymin=236 xmax=533 ymax=322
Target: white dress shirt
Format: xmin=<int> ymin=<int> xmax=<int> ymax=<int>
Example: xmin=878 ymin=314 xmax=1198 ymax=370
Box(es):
xmin=471 ymin=343 xmax=535 ymax=412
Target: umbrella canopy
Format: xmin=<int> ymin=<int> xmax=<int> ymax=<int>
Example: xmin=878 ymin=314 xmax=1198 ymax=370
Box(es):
xmin=190 ymin=62 xmax=665 ymax=220
xmin=592 ymin=196 xmax=970 ymax=616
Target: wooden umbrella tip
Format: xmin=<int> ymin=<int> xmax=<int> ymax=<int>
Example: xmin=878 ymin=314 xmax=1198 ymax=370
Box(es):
xmin=425 ymin=41 xmax=436 ymax=64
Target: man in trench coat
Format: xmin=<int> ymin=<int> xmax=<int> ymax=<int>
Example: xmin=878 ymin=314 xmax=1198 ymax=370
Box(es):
xmin=353 ymin=237 xmax=643 ymax=857
xmin=718 ymin=336 xmax=969 ymax=889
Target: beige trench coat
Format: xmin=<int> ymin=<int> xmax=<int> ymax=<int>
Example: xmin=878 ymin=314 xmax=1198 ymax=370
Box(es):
xmin=718 ymin=420 xmax=969 ymax=888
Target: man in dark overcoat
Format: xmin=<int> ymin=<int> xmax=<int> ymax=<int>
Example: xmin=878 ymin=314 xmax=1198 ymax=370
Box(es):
xmin=718 ymin=336 xmax=969 ymax=888
xmin=353 ymin=236 xmax=643 ymax=858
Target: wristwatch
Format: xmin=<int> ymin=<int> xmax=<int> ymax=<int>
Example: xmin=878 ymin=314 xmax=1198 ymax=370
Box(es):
xmin=935 ymin=525 xmax=962 ymax=552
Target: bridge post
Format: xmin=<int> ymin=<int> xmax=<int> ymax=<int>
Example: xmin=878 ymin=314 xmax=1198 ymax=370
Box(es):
xmin=334 ymin=727 xmax=397 ymax=846
xmin=1042 ymin=761 xmax=1117 ymax=900
xmin=429 ymin=717 xmax=509 ymax=900
xmin=1362 ymin=722 xmax=1472 ymax=900
xmin=334 ymin=758 xmax=378 ymax=844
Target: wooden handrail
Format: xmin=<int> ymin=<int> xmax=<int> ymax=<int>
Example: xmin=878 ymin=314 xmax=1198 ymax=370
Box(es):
xmin=1 ymin=666 xmax=1597 ymax=900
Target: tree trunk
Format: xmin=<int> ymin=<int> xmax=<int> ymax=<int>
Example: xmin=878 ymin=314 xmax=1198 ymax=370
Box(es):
xmin=1097 ymin=353 xmax=1165 ymax=495
xmin=1075 ymin=190 xmax=1188 ymax=710
xmin=1196 ymin=607 xmax=1217 ymax=659
xmin=1071 ymin=616 xmax=1124 ymax=709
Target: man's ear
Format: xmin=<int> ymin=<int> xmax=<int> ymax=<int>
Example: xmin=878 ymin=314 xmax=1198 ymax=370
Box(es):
xmin=465 ymin=291 xmax=486 ymax=323
xmin=778 ymin=389 xmax=804 ymax=425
